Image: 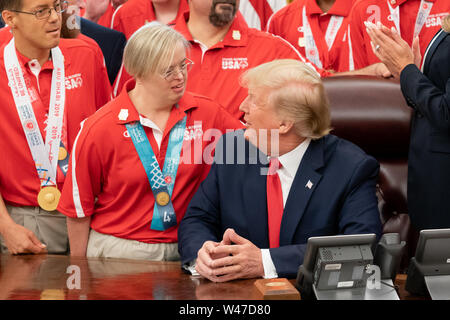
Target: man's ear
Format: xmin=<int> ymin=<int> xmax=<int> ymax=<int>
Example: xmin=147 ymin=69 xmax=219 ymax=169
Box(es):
xmin=279 ymin=119 xmax=295 ymax=135
xmin=2 ymin=10 xmax=16 ymax=28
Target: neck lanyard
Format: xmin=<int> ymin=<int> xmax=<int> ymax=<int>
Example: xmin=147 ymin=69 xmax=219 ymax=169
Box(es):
xmin=4 ymin=39 xmax=66 ymax=189
xmin=302 ymin=6 xmax=344 ymax=69
xmin=387 ymin=0 xmax=433 ymax=38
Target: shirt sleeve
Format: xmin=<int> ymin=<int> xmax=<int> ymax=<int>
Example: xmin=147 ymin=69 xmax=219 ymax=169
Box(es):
xmin=93 ymin=50 xmax=113 ymax=109
xmin=58 ymin=120 xmax=102 ymax=219
xmin=348 ymin=4 xmax=370 ymax=69
xmin=261 ymin=249 xmax=278 ymax=279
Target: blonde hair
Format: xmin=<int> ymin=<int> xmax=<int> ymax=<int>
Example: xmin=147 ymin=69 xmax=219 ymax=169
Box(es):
xmin=123 ymin=23 xmax=190 ymax=79
xmin=240 ymin=59 xmax=331 ymax=140
xmin=442 ymin=14 xmax=450 ymax=33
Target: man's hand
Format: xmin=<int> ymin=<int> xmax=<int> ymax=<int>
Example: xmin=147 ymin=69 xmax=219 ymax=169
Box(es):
xmin=195 ymin=240 xmax=228 ymax=282
xmin=366 ymin=22 xmax=417 ymax=78
xmin=0 ymin=221 xmax=47 ymax=255
xmin=196 ymin=229 xmax=264 ymax=282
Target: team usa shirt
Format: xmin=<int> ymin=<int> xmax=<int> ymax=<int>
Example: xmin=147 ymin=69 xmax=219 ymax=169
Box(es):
xmin=172 ymin=12 xmax=324 ymax=120
xmin=0 ymin=39 xmax=111 ymax=207
xmin=111 ymin=0 xmax=189 ymax=39
xmin=267 ymin=0 xmax=354 ymax=72
xmin=58 ymin=79 xmax=243 ymax=244
xmin=349 ymin=0 xmax=450 ymax=69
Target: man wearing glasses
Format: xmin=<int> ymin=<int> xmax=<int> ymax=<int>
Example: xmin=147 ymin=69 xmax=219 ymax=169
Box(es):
xmin=0 ymin=0 xmax=111 ymax=255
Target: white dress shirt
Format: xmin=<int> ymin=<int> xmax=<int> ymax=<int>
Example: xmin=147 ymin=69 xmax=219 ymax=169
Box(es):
xmin=261 ymin=138 xmax=311 ymax=278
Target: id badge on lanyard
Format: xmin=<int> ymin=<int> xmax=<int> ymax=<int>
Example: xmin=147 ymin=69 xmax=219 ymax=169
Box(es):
xmin=4 ymin=39 xmax=66 ymax=211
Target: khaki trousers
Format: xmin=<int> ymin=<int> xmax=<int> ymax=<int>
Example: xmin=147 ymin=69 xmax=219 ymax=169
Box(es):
xmin=0 ymin=205 xmax=68 ymax=254
xmin=86 ymin=229 xmax=180 ymax=261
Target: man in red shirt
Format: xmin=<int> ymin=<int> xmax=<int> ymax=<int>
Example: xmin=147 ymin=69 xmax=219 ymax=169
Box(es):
xmin=171 ymin=0 xmax=325 ymax=120
xmin=81 ymin=0 xmax=128 ymax=28
xmin=349 ymin=0 xmax=450 ymax=70
xmin=0 ymin=0 xmax=111 ymax=255
xmin=267 ymin=0 xmax=354 ymax=73
xmin=111 ymin=0 xmax=189 ymax=39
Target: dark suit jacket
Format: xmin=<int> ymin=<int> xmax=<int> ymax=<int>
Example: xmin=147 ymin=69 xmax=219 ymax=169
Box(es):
xmin=400 ymin=29 xmax=450 ymax=230
xmin=178 ymin=131 xmax=382 ymax=278
xmin=80 ymin=17 xmax=126 ymax=85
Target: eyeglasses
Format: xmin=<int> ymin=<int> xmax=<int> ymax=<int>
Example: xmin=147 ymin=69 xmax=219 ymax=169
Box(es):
xmin=161 ymin=58 xmax=194 ymax=81
xmin=10 ymin=1 xmax=68 ymax=20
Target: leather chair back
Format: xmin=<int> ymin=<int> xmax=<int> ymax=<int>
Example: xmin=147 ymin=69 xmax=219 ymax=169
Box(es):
xmin=323 ymin=76 xmax=418 ymax=270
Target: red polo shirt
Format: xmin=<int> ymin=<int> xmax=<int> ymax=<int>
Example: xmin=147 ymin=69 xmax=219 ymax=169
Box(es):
xmin=0 ymin=38 xmax=111 ymax=207
xmin=171 ymin=12 xmax=326 ymax=120
xmin=0 ymin=27 xmax=111 ymax=90
xmin=349 ymin=0 xmax=450 ymax=69
xmin=111 ymin=0 xmax=189 ymax=39
xmin=267 ymin=0 xmax=354 ymax=72
xmin=58 ymin=79 xmax=243 ymax=243
xmin=97 ymin=2 xmax=115 ymax=28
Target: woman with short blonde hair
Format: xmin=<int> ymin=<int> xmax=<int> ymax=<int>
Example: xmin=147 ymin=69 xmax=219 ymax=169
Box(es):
xmin=58 ymin=24 xmax=242 ymax=260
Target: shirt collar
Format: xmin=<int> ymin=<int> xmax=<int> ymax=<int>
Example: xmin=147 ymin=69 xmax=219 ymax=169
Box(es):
xmin=15 ymin=48 xmax=54 ymax=72
xmin=388 ymin=0 xmax=435 ymax=9
xmin=306 ymin=0 xmax=353 ymax=17
xmin=276 ymin=138 xmax=311 ymax=178
xmin=114 ymin=79 xmax=198 ymax=125
xmin=175 ymin=11 xmax=249 ymax=48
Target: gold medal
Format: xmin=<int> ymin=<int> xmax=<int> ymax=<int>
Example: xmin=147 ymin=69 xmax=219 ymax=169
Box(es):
xmin=156 ymin=191 xmax=170 ymax=206
xmin=58 ymin=146 xmax=68 ymax=161
xmin=37 ymin=186 xmax=61 ymax=211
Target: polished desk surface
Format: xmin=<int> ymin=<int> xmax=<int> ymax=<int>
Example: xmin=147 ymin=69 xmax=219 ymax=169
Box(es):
xmin=0 ymin=254 xmax=425 ymax=300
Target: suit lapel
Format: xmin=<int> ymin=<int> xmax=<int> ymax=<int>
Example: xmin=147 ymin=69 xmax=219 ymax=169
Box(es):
xmin=423 ymin=29 xmax=446 ymax=75
xmin=279 ymin=138 xmax=325 ymax=246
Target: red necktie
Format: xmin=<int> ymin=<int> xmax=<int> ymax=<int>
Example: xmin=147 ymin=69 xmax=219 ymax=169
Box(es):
xmin=266 ymin=158 xmax=283 ymax=248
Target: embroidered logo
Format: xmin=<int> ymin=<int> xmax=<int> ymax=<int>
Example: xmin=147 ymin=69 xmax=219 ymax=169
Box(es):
xmin=426 ymin=13 xmax=449 ymax=28
xmin=222 ymin=57 xmax=249 ymax=70
xmin=65 ymin=73 xmax=83 ymax=90
xmin=184 ymin=122 xmax=203 ymax=141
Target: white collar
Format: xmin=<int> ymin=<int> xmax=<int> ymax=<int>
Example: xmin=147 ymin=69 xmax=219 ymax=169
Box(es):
xmin=276 ymin=138 xmax=311 ymax=178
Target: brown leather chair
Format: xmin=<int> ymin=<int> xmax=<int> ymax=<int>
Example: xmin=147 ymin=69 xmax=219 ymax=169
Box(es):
xmin=323 ymin=76 xmax=418 ymax=270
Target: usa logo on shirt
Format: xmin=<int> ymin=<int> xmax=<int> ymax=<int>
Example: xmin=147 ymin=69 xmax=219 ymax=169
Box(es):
xmin=65 ymin=73 xmax=83 ymax=90
xmin=426 ymin=13 xmax=449 ymax=28
xmin=222 ymin=58 xmax=249 ymax=70
xmin=184 ymin=123 xmax=203 ymax=141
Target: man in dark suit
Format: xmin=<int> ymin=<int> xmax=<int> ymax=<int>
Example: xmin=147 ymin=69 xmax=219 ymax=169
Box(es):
xmin=367 ymin=17 xmax=450 ymax=230
xmin=79 ymin=17 xmax=126 ymax=84
xmin=178 ymin=59 xmax=382 ymax=281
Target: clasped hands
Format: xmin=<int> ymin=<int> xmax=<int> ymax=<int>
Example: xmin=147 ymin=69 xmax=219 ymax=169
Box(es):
xmin=365 ymin=21 xmax=421 ymax=78
xmin=195 ymin=228 xmax=265 ymax=282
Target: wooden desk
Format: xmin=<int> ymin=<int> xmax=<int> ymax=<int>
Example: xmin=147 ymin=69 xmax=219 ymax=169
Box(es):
xmin=0 ymin=254 xmax=426 ymax=300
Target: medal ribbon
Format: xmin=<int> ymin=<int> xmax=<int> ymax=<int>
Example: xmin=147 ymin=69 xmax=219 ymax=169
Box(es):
xmin=126 ymin=113 xmax=186 ymax=231
xmin=302 ymin=6 xmax=344 ymax=69
xmin=387 ymin=0 xmax=433 ymax=38
xmin=4 ymin=38 xmax=66 ymax=188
